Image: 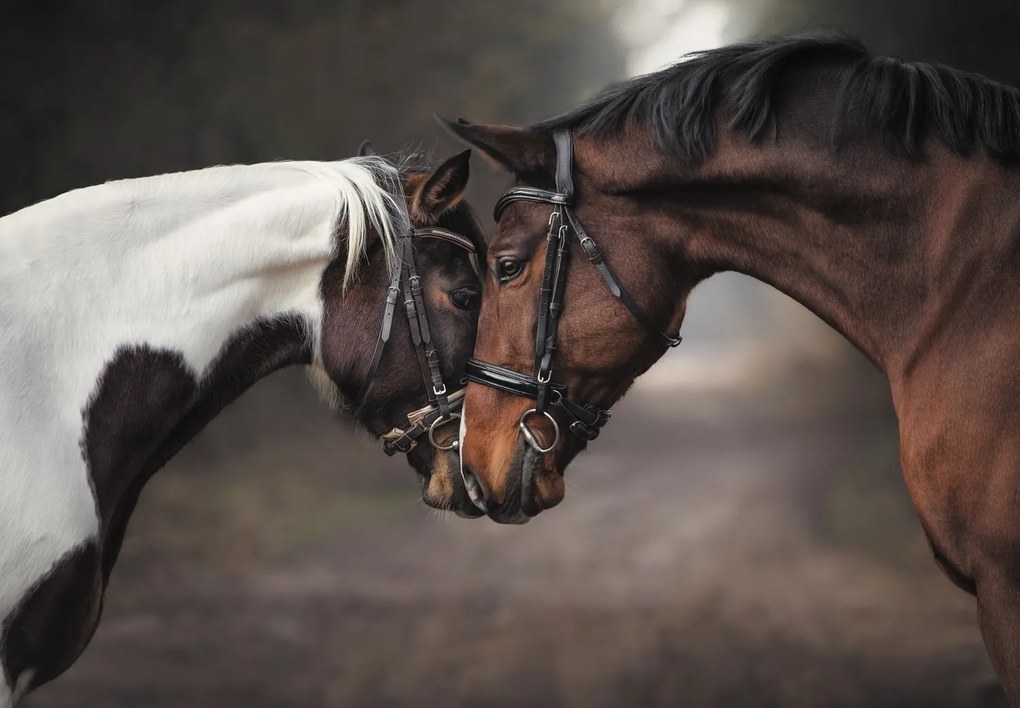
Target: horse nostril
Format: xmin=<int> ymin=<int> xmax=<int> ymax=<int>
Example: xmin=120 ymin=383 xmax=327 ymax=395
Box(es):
xmin=460 ymin=467 xmax=488 ymax=513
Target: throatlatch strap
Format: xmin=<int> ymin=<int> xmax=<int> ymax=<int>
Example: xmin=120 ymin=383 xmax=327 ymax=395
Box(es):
xmin=565 ymin=209 xmax=682 ymax=348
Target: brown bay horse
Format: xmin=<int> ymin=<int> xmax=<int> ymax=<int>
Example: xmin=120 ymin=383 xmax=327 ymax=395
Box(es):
xmin=446 ymin=33 xmax=1020 ymax=699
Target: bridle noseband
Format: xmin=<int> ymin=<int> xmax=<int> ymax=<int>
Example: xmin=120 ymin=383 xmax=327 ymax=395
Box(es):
xmin=349 ymin=219 xmax=479 ymax=457
xmin=465 ymin=129 xmax=681 ymax=454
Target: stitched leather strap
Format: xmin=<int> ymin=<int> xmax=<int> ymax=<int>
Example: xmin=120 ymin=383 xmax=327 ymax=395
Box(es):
xmin=565 ymin=209 xmax=682 ymax=348
xmin=465 ymin=358 xmax=609 ymax=441
xmin=352 ymin=210 xmax=475 ymax=454
xmin=381 ymin=390 xmax=466 ymax=456
xmin=553 ymin=129 xmax=575 ymax=197
xmin=411 ymin=226 xmax=477 ymax=253
xmin=494 ymin=188 xmax=570 ymax=222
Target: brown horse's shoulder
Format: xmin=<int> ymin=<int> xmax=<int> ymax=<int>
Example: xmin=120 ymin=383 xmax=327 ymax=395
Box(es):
xmin=895 ymin=345 xmax=1020 ymax=600
xmin=931 ymin=539 xmax=978 ymax=596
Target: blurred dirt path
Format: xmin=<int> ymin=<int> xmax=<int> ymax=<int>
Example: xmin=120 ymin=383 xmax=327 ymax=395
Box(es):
xmin=26 ymin=382 xmax=1001 ymax=708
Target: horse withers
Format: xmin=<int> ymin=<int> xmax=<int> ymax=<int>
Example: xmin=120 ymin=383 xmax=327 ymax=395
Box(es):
xmin=448 ymin=34 xmax=1020 ymax=701
xmin=0 ymin=147 xmax=483 ymax=705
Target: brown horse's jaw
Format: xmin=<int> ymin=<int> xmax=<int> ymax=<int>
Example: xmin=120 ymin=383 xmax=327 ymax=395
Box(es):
xmin=476 ymin=444 xmax=554 ymax=524
xmin=519 ymin=447 xmax=545 ymax=518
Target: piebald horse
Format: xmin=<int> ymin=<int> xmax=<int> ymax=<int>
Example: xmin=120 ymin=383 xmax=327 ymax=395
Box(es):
xmin=0 ymin=146 xmax=483 ymax=705
xmin=448 ymin=34 xmax=1020 ymax=700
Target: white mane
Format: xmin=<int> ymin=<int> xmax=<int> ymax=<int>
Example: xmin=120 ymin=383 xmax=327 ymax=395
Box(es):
xmin=0 ymin=156 xmax=406 ymax=291
xmin=285 ymin=157 xmax=406 ymax=289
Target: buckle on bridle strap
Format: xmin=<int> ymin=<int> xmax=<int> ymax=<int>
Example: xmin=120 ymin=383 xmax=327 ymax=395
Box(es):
xmin=465 ymin=358 xmax=610 ymax=444
xmin=568 ymin=420 xmax=600 ymax=441
xmin=578 ymin=235 xmax=602 ymax=263
xmin=356 ymin=203 xmax=475 ymax=458
xmin=380 ymin=389 xmax=466 ymax=456
xmin=381 ymin=428 xmax=418 ymax=455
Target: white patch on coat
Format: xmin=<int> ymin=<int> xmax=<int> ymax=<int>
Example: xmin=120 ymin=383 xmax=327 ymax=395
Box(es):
xmin=0 ymin=158 xmax=402 ymax=694
xmin=459 ymin=399 xmax=468 ymax=470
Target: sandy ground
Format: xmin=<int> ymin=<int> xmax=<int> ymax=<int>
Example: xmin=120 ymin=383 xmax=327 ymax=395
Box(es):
xmin=23 ymin=367 xmax=1004 ymax=707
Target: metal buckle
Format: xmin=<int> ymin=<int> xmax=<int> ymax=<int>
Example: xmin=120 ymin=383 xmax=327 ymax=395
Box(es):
xmin=569 ymin=420 xmax=600 ymax=441
xmin=433 ymin=382 xmax=447 ymax=396
xmin=518 ymin=408 xmax=559 ymax=454
xmin=536 ymin=369 xmax=552 ymax=384
xmin=578 ymin=236 xmax=601 ymax=262
xmin=381 ymin=428 xmax=416 ymax=454
xmin=428 ymin=413 xmax=461 ymax=451
xmin=404 ymin=389 xmax=465 ymax=427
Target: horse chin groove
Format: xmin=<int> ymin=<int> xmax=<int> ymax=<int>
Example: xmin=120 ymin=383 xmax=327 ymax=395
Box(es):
xmin=519 ymin=446 xmax=545 ymax=518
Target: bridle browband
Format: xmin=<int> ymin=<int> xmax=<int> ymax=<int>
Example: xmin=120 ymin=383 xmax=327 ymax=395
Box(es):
xmin=349 ymin=218 xmax=479 ymax=456
xmin=465 ymin=129 xmax=681 ymax=454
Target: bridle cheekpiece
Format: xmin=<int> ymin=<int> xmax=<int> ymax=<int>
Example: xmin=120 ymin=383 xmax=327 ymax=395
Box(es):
xmin=350 ymin=211 xmax=479 ymax=456
xmin=465 ymin=129 xmax=682 ymax=454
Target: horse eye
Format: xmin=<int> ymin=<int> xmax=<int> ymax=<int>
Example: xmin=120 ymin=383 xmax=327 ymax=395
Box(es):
xmin=451 ymin=288 xmax=478 ymax=310
xmin=497 ymin=258 xmax=524 ymax=282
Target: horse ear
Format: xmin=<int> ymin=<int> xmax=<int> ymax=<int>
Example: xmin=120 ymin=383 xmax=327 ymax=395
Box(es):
xmin=415 ymin=149 xmax=471 ymax=218
xmin=437 ymin=116 xmax=553 ymax=177
xmin=357 ymin=140 xmax=376 ymax=157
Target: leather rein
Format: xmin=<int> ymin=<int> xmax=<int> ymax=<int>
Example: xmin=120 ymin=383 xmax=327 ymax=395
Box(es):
xmin=348 ymin=220 xmax=479 ymax=456
xmin=465 ymin=129 xmax=681 ymax=454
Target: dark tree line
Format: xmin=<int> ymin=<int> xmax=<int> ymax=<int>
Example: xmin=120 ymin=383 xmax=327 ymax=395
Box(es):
xmin=0 ymin=0 xmax=625 ymax=216
xmin=727 ymin=0 xmax=1020 ymax=85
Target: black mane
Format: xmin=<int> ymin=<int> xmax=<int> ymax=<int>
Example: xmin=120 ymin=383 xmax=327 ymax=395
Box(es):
xmin=534 ymin=32 xmax=1020 ymax=164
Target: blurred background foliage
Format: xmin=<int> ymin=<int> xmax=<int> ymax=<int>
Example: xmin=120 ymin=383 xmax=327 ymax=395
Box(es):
xmin=729 ymin=0 xmax=1020 ymax=84
xmin=4 ymin=0 xmax=1020 ymax=706
xmin=1 ymin=0 xmax=622 ymax=212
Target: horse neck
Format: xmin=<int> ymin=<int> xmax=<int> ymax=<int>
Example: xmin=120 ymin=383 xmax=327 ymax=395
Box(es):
xmin=0 ymin=163 xmax=384 ymax=551
xmin=587 ymin=129 xmax=1020 ymax=381
xmin=1 ymin=164 xmax=350 ymax=401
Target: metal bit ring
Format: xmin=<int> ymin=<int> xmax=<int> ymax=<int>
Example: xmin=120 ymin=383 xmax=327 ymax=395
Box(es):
xmin=428 ymin=413 xmax=461 ymax=451
xmin=518 ymin=409 xmax=559 ymax=454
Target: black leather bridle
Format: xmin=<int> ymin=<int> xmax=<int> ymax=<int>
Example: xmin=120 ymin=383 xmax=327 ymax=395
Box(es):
xmin=465 ymin=129 xmax=681 ymax=453
xmin=348 ymin=221 xmax=479 ymax=456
